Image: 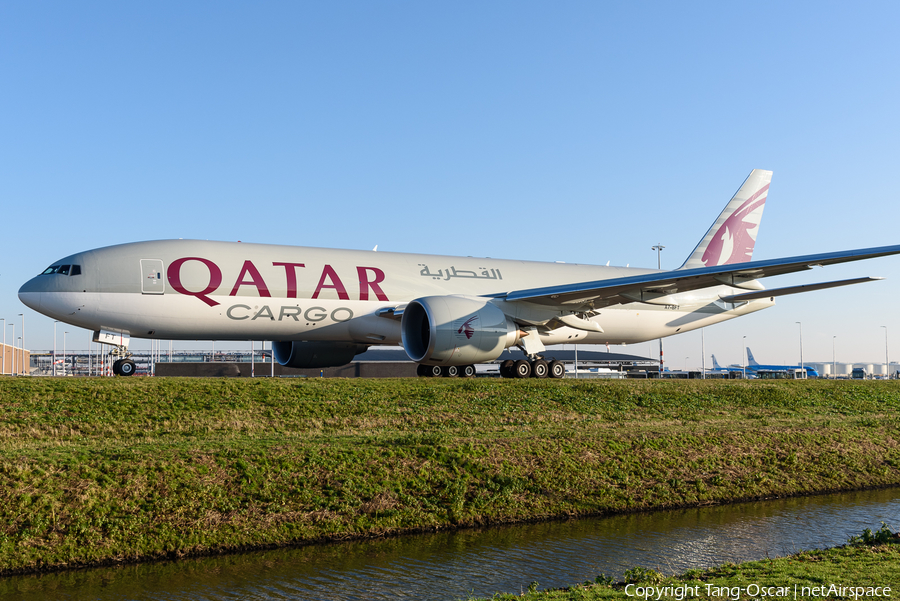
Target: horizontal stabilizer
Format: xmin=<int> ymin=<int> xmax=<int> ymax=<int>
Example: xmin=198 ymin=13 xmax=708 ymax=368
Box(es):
xmin=718 ymin=277 xmax=883 ymax=303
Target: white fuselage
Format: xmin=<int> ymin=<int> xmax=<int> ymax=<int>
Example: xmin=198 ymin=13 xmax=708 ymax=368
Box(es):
xmin=18 ymin=239 xmax=773 ymax=348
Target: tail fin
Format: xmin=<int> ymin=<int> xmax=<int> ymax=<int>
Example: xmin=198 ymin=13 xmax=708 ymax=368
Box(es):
xmin=680 ymin=169 xmax=772 ymax=269
xmin=746 ymin=347 xmax=759 ymax=366
xmin=711 ymin=354 xmax=722 ymax=369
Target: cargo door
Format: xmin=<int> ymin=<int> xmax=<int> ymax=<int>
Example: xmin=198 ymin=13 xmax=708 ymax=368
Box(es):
xmin=141 ymin=259 xmax=165 ymax=294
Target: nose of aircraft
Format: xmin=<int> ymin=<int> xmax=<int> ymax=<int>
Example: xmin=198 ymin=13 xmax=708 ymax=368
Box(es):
xmin=18 ymin=275 xmax=45 ymax=312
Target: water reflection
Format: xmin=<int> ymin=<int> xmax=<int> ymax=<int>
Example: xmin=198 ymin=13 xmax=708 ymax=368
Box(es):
xmin=3 ymin=488 xmax=898 ymax=601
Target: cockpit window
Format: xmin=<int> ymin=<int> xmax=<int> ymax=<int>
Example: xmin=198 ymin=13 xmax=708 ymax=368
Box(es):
xmin=40 ymin=264 xmax=81 ymax=275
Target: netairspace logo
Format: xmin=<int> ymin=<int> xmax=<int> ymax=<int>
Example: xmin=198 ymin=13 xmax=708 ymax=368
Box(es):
xmin=625 ymin=582 xmax=891 ymax=600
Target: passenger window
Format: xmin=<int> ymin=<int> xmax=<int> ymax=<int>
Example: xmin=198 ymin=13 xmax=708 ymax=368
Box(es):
xmin=41 ymin=265 xmax=60 ymax=275
xmin=58 ymin=265 xmax=71 ymax=275
xmin=70 ymin=265 xmax=81 ymax=276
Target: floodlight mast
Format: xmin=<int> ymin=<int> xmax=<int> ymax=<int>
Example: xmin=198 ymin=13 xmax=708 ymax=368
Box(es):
xmin=652 ymin=244 xmax=665 ymax=376
xmin=833 ymin=336 xmax=837 ymax=379
xmin=742 ymin=335 xmax=747 ymax=380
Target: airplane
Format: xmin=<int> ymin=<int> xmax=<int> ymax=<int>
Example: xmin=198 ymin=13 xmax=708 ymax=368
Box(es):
xmin=710 ymin=355 xmax=743 ymax=374
xmin=708 ymin=352 xmax=817 ymax=378
xmin=746 ymin=347 xmax=820 ymax=378
xmin=17 ymin=169 xmax=900 ymax=378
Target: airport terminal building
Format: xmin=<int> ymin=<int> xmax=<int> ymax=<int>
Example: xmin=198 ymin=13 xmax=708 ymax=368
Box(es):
xmin=0 ymin=343 xmax=30 ymax=376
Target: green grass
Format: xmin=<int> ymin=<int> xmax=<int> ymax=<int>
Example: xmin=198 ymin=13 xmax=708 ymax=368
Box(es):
xmin=1 ymin=377 xmax=899 ymax=575
xmin=469 ymin=525 xmax=900 ymax=599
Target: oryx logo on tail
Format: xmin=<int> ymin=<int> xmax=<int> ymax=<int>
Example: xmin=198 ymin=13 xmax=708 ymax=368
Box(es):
xmin=680 ymin=169 xmax=772 ymax=270
xmin=702 ymin=184 xmax=768 ymax=267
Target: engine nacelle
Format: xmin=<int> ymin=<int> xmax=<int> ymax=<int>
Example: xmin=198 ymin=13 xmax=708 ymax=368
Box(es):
xmin=272 ymin=340 xmax=368 ymax=368
xmin=401 ymin=296 xmax=520 ymax=365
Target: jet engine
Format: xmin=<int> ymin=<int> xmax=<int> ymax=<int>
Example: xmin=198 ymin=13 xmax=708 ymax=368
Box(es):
xmin=401 ymin=296 xmax=520 ymax=365
xmin=272 ymin=340 xmax=369 ymax=368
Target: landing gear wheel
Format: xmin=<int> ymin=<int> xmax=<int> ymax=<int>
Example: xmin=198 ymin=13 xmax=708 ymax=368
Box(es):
xmin=531 ymin=359 xmax=549 ymax=379
xmin=112 ymin=359 xmax=123 ymax=376
xmin=442 ymin=365 xmax=459 ymax=377
xmin=513 ymin=359 xmax=532 ymax=379
xmin=548 ymin=360 xmax=566 ymax=379
xmin=461 ymin=364 xmax=477 ymax=378
xmin=499 ymin=360 xmax=515 ymax=378
xmin=118 ymin=359 xmax=136 ymax=376
xmin=418 ymin=364 xmax=443 ymax=377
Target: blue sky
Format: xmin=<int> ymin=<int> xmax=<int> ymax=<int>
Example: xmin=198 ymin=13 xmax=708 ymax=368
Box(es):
xmin=2 ymin=1 xmax=899 ymax=368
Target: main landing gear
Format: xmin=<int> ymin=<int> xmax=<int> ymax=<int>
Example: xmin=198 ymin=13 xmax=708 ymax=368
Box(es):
xmin=416 ymin=359 xmax=566 ymax=379
xmin=498 ymin=358 xmax=566 ymax=379
xmin=416 ymin=364 xmax=477 ymax=378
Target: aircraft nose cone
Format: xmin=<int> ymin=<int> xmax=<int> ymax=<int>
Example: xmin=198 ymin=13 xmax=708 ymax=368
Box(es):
xmin=18 ymin=277 xmax=44 ymax=311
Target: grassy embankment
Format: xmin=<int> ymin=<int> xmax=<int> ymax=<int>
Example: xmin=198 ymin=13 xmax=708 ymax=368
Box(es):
xmin=0 ymin=377 xmax=898 ymax=576
xmin=469 ymin=525 xmax=900 ymax=600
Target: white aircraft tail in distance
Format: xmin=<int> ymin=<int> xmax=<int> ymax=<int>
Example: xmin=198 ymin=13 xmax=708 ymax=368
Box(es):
xmin=18 ymin=169 xmax=900 ymax=377
xmin=711 ymin=355 xmax=737 ymax=372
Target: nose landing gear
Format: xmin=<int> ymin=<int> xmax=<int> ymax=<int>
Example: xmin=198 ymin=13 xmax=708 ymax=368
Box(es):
xmin=112 ymin=357 xmax=137 ymax=376
xmin=92 ymin=330 xmax=137 ymax=376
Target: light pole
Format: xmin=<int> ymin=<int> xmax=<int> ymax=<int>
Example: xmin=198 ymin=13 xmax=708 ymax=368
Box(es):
xmin=1 ymin=318 xmax=5 ymax=375
xmin=17 ymin=337 xmax=22 ymax=375
xmin=796 ymin=322 xmax=803 ymax=374
xmin=19 ymin=313 xmax=24 ymax=376
xmin=684 ymin=356 xmax=690 ymax=371
xmin=652 ymin=244 xmax=665 ymax=268
xmin=882 ymin=326 xmax=889 ymax=379
xmin=832 ymin=336 xmax=837 ymax=379
xmin=54 ymin=321 xmax=59 ymax=377
xmin=742 ymin=336 xmax=747 ymax=379
xmin=652 ymin=244 xmax=665 ymax=376
xmin=701 ymin=328 xmax=706 ymax=379
xmin=63 ymin=331 xmax=68 ymax=376
xmin=10 ymin=324 xmax=15 ymax=376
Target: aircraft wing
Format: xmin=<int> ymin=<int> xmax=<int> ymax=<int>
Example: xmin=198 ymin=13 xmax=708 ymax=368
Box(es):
xmin=504 ymin=244 xmax=900 ymax=308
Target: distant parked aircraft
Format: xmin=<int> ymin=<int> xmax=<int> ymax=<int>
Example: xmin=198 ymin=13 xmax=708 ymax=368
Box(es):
xmin=710 ymin=355 xmax=743 ymax=374
xmin=709 ymin=350 xmax=819 ymax=378
xmin=19 ymin=169 xmax=899 ymax=377
xmin=746 ymin=348 xmax=819 ymax=378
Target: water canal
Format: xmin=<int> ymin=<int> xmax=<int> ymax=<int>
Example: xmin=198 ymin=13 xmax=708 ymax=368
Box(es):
xmin=3 ymin=487 xmax=899 ymax=601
